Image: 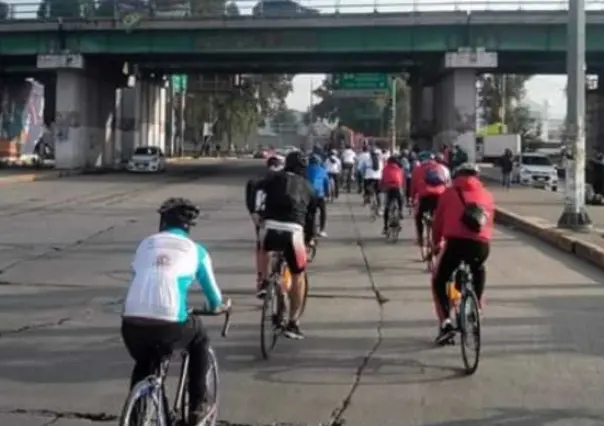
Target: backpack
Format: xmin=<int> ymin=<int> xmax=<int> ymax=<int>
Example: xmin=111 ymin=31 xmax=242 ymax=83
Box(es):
xmin=424 ymin=165 xmax=445 ymax=186
xmin=456 ymin=188 xmax=488 ymax=233
xmin=370 ymin=152 xmax=380 ymax=171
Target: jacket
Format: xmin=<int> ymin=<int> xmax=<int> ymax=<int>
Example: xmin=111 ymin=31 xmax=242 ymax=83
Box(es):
xmin=381 ymin=163 xmax=404 ymax=189
xmin=431 ymin=175 xmax=495 ymax=246
xmin=410 ymin=160 xmax=447 ymax=200
xmin=307 ymin=164 xmax=329 ymax=198
xmin=254 ymin=171 xmax=317 ymax=231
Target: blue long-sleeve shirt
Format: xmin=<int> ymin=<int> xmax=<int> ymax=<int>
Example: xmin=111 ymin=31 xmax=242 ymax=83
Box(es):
xmin=307 ymin=164 xmax=329 ymax=198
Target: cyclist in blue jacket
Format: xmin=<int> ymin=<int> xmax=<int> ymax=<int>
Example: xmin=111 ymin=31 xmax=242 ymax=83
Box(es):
xmin=307 ymin=154 xmax=330 ymax=237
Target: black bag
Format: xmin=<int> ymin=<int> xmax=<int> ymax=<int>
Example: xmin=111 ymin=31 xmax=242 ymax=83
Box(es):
xmin=456 ymin=188 xmax=487 ymax=233
xmin=370 ymin=152 xmax=380 ymax=171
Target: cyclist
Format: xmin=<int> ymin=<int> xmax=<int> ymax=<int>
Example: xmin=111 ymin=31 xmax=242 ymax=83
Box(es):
xmin=360 ymin=147 xmax=384 ymax=211
xmin=254 ymin=151 xmax=318 ymax=339
xmin=410 ymin=151 xmax=447 ymax=247
xmin=324 ymin=149 xmax=342 ymax=200
xmin=341 ymin=144 xmax=357 ymax=193
xmin=306 ymin=154 xmax=329 ymax=237
xmin=430 ymin=163 xmax=494 ymax=344
xmin=356 ymin=145 xmax=370 ymax=194
xmin=246 ymin=156 xmax=285 ymax=295
xmin=380 ymin=155 xmax=405 ymax=235
xmin=121 ymin=197 xmax=230 ymax=426
xmin=434 ymin=152 xmax=452 ymax=186
xmin=399 ymin=150 xmax=412 ymax=204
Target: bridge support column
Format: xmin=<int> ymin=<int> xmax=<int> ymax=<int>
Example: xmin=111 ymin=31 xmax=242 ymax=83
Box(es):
xmin=433 ymin=69 xmax=477 ymax=162
xmin=54 ymin=70 xmax=118 ymax=170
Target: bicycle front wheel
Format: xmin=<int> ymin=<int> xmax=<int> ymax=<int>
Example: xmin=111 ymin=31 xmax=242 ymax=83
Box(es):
xmin=204 ymin=347 xmax=220 ymax=426
xmin=459 ymin=290 xmax=481 ymax=375
xmin=118 ymin=380 xmax=164 ymax=426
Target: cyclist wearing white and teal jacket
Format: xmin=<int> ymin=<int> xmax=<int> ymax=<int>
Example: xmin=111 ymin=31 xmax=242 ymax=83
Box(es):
xmin=121 ymin=197 xmax=230 ymax=426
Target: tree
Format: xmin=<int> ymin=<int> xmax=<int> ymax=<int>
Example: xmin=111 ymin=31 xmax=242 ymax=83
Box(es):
xmin=311 ymin=75 xmax=410 ymax=139
xmin=478 ymin=74 xmax=531 ymax=126
xmin=0 ymin=2 xmax=10 ymax=19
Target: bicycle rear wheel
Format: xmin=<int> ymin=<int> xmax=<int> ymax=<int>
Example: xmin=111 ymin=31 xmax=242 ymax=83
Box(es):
xmin=299 ymin=272 xmax=310 ymax=317
xmin=260 ymin=280 xmax=280 ymax=360
xmin=459 ymin=289 xmax=481 ymax=375
xmin=118 ymin=380 xmax=164 ymax=426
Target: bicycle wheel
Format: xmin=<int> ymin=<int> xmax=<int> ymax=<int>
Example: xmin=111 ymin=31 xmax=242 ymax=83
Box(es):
xmin=204 ymin=347 xmax=220 ymax=426
xmin=118 ymin=380 xmax=163 ymax=426
xmin=260 ymin=280 xmax=280 ymax=360
xmin=299 ymin=272 xmax=310 ymax=317
xmin=459 ymin=289 xmax=481 ymax=375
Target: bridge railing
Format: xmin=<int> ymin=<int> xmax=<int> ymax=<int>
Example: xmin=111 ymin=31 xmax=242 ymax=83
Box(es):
xmin=1 ymin=0 xmax=604 ymax=21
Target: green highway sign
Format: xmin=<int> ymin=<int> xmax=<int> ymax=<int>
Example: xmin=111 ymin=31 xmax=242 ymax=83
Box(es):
xmin=171 ymin=74 xmax=188 ymax=93
xmin=332 ymin=73 xmax=390 ymax=91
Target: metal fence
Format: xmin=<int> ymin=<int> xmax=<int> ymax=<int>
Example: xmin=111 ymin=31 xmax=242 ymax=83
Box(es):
xmin=2 ymin=0 xmax=604 ymax=21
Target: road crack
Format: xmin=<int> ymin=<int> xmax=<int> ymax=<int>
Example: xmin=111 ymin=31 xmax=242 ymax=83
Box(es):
xmin=325 ymin=196 xmax=388 ymax=426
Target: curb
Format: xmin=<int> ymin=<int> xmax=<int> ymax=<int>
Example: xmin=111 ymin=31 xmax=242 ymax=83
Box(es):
xmin=494 ymin=206 xmax=604 ymax=270
xmin=0 ymin=169 xmax=82 ymax=185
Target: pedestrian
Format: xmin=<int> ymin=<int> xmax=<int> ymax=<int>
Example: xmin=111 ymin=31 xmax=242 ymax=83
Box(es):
xmin=500 ymin=149 xmax=514 ymax=189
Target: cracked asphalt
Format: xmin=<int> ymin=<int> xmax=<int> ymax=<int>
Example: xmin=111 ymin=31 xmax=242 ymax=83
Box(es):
xmin=1 ymin=160 xmax=604 ymax=426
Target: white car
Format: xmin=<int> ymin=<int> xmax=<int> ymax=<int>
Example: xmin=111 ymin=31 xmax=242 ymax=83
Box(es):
xmin=127 ymin=146 xmax=166 ymax=173
xmin=512 ymin=153 xmax=558 ymax=191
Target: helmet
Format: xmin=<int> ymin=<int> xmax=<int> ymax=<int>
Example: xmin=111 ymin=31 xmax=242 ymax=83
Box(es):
xmin=309 ymin=154 xmax=321 ymax=165
xmin=435 ymin=152 xmax=445 ymax=163
xmin=266 ymin=155 xmax=284 ymax=171
xmin=284 ymin=151 xmax=308 ymax=176
xmin=454 ymin=162 xmax=480 ymax=177
xmin=417 ymin=151 xmax=434 ymax=162
xmin=158 ymin=197 xmax=200 ymax=230
xmin=330 ymin=149 xmax=338 ymax=156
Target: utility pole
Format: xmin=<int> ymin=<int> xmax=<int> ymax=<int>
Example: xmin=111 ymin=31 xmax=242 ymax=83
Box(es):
xmin=307 ymin=78 xmax=315 ymax=151
xmin=557 ymin=0 xmax=592 ymax=230
xmin=390 ymin=76 xmax=397 ymax=153
xmin=178 ymin=75 xmax=186 ymax=158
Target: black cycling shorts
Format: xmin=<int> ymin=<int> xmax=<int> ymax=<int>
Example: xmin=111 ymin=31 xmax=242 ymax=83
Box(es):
xmin=259 ymin=227 xmax=307 ymax=274
xmin=417 ymin=194 xmax=440 ymax=219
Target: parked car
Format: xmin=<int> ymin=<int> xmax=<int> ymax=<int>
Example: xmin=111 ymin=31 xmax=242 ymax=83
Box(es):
xmin=512 ymin=153 xmax=558 ymax=191
xmin=127 ymin=146 xmax=166 ymax=173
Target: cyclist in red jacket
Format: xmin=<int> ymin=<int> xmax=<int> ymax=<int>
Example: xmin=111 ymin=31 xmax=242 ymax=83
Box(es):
xmin=430 ymin=163 xmax=494 ymax=345
xmin=410 ymin=151 xmax=447 ymax=246
xmin=380 ymin=156 xmax=405 ymax=235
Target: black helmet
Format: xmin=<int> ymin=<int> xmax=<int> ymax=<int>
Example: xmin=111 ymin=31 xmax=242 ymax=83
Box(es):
xmin=284 ymin=151 xmax=308 ymax=176
xmin=158 ymin=197 xmax=200 ymax=230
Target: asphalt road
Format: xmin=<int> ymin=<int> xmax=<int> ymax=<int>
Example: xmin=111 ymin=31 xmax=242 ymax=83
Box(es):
xmin=0 ymin=160 xmax=604 ymax=426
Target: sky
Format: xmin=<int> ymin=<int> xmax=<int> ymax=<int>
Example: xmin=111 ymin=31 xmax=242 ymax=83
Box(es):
xmin=286 ymin=74 xmax=568 ymax=119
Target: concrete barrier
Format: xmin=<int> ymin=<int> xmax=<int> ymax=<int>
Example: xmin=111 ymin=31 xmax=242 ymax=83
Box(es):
xmin=494 ymin=205 xmax=604 ymax=270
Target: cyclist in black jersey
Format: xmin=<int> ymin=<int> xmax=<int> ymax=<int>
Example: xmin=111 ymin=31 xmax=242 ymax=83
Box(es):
xmin=253 ymin=151 xmax=318 ymax=339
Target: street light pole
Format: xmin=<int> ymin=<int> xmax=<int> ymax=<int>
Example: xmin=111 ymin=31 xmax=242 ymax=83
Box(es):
xmin=557 ymin=0 xmax=592 ymax=230
xmin=390 ymin=76 xmax=397 ymax=153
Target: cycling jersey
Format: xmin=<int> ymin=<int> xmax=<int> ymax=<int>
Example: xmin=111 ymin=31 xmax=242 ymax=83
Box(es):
xmin=255 ymin=171 xmax=316 ymax=229
xmin=381 ymin=162 xmax=404 ymax=189
xmin=123 ymin=228 xmax=223 ymax=322
xmin=341 ymin=149 xmax=356 ymax=165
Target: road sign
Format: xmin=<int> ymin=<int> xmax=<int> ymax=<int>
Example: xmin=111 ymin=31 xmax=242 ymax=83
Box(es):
xmin=171 ymin=75 xmax=188 ymax=93
xmin=332 ymin=73 xmax=390 ymax=91
xmin=331 ymin=89 xmax=386 ymax=99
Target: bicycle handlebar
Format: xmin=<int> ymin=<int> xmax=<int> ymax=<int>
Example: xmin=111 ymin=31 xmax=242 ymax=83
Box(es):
xmin=189 ymin=306 xmax=232 ymax=338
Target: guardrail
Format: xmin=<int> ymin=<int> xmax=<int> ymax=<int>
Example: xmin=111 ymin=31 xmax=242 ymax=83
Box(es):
xmin=1 ymin=0 xmax=603 ymax=21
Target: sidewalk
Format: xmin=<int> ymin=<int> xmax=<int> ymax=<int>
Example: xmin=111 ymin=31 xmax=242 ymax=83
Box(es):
xmin=481 ymin=166 xmax=604 ymax=270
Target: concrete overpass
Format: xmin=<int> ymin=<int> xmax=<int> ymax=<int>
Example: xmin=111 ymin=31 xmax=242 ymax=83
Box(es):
xmin=1 ymin=0 xmax=604 ymax=168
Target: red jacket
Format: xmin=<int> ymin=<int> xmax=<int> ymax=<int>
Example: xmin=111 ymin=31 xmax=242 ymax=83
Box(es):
xmin=381 ymin=163 xmax=404 ymax=189
xmin=410 ymin=160 xmax=447 ymax=200
xmin=431 ymin=175 xmax=495 ymax=247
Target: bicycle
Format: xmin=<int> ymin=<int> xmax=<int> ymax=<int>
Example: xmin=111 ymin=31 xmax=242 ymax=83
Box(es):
xmin=118 ymin=307 xmax=232 ymax=426
xmin=385 ymin=199 xmax=401 ymax=243
xmin=445 ymin=261 xmax=481 ymax=375
xmin=260 ymin=251 xmax=309 ymax=359
xmin=420 ymin=211 xmax=435 ymax=271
